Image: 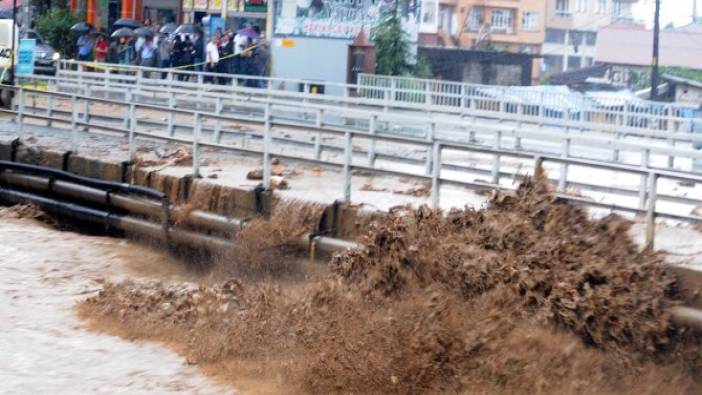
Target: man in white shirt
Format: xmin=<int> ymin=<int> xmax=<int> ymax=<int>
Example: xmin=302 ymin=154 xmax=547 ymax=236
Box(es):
xmin=205 ymin=36 xmax=220 ymax=83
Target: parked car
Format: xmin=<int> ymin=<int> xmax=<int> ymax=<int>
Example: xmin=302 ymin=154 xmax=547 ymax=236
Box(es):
xmin=25 ymin=29 xmax=59 ymax=75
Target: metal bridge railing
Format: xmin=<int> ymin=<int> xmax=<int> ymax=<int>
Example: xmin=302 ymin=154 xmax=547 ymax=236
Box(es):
xmin=357 ymin=73 xmax=702 ymax=135
xmin=5 ymin=85 xmax=702 ymax=249
xmin=55 ymin=60 xmax=702 ymax=141
xmin=20 ymin=72 xmax=702 ymax=177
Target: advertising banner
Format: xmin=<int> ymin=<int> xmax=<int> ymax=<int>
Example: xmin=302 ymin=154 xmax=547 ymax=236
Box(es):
xmin=274 ymin=0 xmax=420 ymax=40
xmin=17 ymin=39 xmax=35 ymax=76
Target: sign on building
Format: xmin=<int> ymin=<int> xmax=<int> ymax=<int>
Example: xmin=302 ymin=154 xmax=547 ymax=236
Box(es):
xmin=274 ymin=0 xmax=420 ymax=40
xmin=16 ymin=38 xmax=35 ymax=76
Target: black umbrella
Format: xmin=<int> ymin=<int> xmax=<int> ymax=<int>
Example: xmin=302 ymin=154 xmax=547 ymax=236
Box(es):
xmin=174 ymin=24 xmax=200 ymax=35
xmin=111 ymin=27 xmax=134 ymax=39
xmin=159 ymin=23 xmax=177 ymax=34
xmin=133 ymin=26 xmax=154 ymax=37
xmin=70 ymin=22 xmax=91 ymax=33
xmin=114 ymin=18 xmax=139 ymax=29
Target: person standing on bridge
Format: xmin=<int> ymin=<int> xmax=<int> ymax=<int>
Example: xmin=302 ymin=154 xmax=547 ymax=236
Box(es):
xmin=139 ymin=36 xmax=157 ymax=78
xmin=76 ymin=33 xmax=93 ymax=62
xmin=94 ymin=35 xmax=108 ymax=63
xmin=157 ymin=33 xmax=172 ymax=79
xmin=205 ymin=36 xmax=219 ymax=84
xmin=115 ymin=36 xmax=134 ymax=65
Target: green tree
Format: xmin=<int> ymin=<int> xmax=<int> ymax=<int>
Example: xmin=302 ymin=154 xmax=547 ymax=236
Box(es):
xmin=35 ymin=8 xmax=80 ymax=57
xmin=372 ymin=7 xmax=411 ymax=76
xmin=371 ymin=3 xmax=434 ymax=79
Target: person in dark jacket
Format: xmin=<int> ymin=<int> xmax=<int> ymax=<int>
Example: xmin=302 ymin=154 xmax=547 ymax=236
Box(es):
xmin=182 ymin=35 xmax=195 ymax=80
xmin=193 ymin=34 xmax=204 ymax=72
xmin=171 ymin=35 xmax=185 ymax=80
xmin=217 ymin=33 xmax=233 ymax=85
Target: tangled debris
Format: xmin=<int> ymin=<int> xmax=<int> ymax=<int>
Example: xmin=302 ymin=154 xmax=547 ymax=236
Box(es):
xmin=80 ymin=170 xmax=702 ymax=394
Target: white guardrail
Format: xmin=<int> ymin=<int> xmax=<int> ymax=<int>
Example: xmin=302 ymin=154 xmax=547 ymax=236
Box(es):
xmin=55 ymin=60 xmax=702 ymax=138
xmin=17 ymin=68 xmax=702 ymax=191
xmin=5 ymin=85 xmax=702 ymax=250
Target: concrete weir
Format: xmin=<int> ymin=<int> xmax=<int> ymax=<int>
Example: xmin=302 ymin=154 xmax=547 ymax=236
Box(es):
xmin=2 ymin=138 xmax=702 ymax=329
xmin=0 ymin=138 xmax=363 ymax=258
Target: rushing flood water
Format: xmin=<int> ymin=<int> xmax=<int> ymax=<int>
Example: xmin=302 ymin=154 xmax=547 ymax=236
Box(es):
xmin=0 ymin=218 xmax=229 ymax=394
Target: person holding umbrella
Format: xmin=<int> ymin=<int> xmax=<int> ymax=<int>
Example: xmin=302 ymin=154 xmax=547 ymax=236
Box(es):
xmin=76 ymin=32 xmax=93 ymax=62
xmin=115 ymin=36 xmax=134 ymax=65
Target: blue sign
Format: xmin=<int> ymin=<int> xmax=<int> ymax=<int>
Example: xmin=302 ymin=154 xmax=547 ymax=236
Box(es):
xmin=17 ymin=38 xmax=35 ymax=76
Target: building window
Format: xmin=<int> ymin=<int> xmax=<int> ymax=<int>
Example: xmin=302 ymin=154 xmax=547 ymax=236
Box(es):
xmin=491 ymin=8 xmax=514 ymax=33
xmin=519 ymin=45 xmax=534 ymax=54
xmin=596 ymin=0 xmax=606 ymax=14
xmin=545 ymin=28 xmax=566 ymax=43
xmin=521 ymin=11 xmax=539 ymax=31
xmin=543 ymin=55 xmax=564 ymax=74
xmin=556 ymin=0 xmax=570 ymax=16
xmin=585 ymin=31 xmax=597 ymax=45
xmin=439 ymin=5 xmax=454 ymax=34
xmin=576 ymin=0 xmax=587 ymax=13
xmin=567 ymin=56 xmax=582 ymax=70
xmin=569 ymin=30 xmax=584 ymax=46
xmin=420 ymin=0 xmax=438 ymax=33
xmin=466 ymin=6 xmax=483 ymax=31
xmin=584 ymin=57 xmax=594 ymax=67
xmin=612 ymin=0 xmax=622 ymax=16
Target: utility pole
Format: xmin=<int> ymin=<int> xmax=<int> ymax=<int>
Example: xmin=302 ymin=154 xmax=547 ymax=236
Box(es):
xmin=10 ymin=0 xmax=16 ymax=85
xmin=650 ymin=0 xmax=661 ymax=101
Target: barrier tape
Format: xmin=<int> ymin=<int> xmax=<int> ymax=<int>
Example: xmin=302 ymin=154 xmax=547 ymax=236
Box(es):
xmin=71 ymin=40 xmax=265 ymax=74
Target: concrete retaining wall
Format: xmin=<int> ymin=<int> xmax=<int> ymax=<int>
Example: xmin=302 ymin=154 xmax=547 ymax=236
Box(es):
xmin=0 ymin=138 xmax=378 ymax=241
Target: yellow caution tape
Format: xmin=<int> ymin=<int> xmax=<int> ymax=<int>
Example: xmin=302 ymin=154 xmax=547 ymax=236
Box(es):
xmin=77 ymin=40 xmax=264 ymax=73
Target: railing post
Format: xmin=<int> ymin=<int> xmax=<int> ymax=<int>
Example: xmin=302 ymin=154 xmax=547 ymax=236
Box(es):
xmin=644 ymin=172 xmax=658 ymax=251
xmin=104 ymin=67 xmax=110 ymax=90
xmin=342 ymin=131 xmax=352 ymax=203
xmin=425 ymin=80 xmax=431 ymax=106
xmin=425 ymin=121 xmax=435 ymax=176
xmin=367 ymin=114 xmax=377 ymax=166
xmin=45 ymin=94 xmax=53 ymax=127
xmin=128 ymin=103 xmax=136 ymax=160
xmin=612 ymin=133 xmax=621 ymax=162
xmin=263 ymin=102 xmax=272 ymax=189
xmin=638 ymin=148 xmax=650 ymax=210
xmin=192 ymin=112 xmax=201 ymax=178
xmin=83 ymin=87 xmax=90 ymax=131
xmin=16 ymin=87 xmax=24 ymax=133
xmin=213 ymin=96 xmax=222 ymax=143
xmin=315 ymin=108 xmax=323 ymax=128
xmin=167 ymin=94 xmax=175 ymax=137
xmin=431 ymin=141 xmax=441 ymax=209
xmin=70 ymin=95 xmax=79 ymax=152
xmin=491 ymin=130 xmax=502 ymax=184
xmin=558 ymin=137 xmax=571 ymax=191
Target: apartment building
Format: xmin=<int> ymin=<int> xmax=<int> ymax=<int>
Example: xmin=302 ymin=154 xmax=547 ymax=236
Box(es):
xmin=435 ymin=0 xmax=546 ymax=54
xmin=541 ymin=0 xmax=639 ymax=75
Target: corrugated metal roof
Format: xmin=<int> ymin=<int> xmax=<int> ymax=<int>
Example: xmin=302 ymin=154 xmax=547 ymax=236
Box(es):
xmin=595 ymin=23 xmax=702 ymax=70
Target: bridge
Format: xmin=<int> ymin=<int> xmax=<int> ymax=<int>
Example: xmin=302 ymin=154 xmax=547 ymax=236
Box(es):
xmin=5 ymin=59 xmax=702 ymax=248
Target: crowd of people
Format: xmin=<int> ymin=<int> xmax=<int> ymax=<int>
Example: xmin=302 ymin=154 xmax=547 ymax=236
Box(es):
xmin=75 ymin=21 xmax=270 ymax=87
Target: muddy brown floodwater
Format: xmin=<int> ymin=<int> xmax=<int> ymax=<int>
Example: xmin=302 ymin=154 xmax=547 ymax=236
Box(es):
xmin=78 ymin=172 xmax=702 ymax=395
xmin=0 ymin=213 xmax=230 ymax=394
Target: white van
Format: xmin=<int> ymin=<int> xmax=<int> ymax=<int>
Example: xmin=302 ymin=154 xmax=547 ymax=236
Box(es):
xmin=0 ymin=19 xmax=59 ymax=105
